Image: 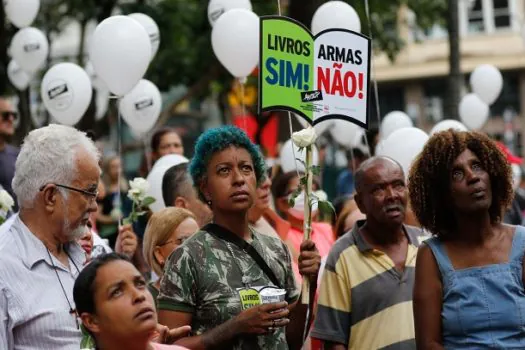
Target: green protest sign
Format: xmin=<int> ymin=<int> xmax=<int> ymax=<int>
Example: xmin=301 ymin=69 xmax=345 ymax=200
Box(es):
xmin=259 ymin=16 xmax=371 ymax=129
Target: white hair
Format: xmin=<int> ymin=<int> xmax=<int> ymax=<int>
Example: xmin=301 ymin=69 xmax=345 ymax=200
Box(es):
xmin=12 ymin=124 xmax=100 ymax=208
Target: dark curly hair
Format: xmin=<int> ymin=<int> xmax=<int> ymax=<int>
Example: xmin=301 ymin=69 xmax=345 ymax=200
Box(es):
xmin=408 ymin=130 xmax=513 ymax=239
xmin=189 ymin=125 xmax=266 ymax=202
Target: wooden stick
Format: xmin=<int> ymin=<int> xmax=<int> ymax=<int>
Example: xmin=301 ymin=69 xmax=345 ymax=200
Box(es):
xmin=301 ymin=145 xmax=313 ymax=305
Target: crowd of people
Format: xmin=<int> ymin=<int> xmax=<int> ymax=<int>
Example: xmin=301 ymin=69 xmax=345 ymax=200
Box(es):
xmin=2 ymin=93 xmax=525 ymax=349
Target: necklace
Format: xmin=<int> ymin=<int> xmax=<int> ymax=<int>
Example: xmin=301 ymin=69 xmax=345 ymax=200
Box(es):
xmin=46 ymin=247 xmax=81 ymax=329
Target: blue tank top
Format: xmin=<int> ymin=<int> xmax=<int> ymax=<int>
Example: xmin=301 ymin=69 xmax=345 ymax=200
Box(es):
xmin=425 ymin=226 xmax=525 ymax=349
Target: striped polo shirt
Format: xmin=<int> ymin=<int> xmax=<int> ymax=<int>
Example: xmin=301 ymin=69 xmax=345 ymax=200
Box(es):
xmin=311 ymin=220 xmax=426 ymax=350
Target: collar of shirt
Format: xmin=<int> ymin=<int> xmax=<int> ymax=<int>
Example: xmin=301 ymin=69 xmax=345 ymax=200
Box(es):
xmin=352 ymin=219 xmax=419 ymax=253
xmin=13 ymin=215 xmax=86 ymax=270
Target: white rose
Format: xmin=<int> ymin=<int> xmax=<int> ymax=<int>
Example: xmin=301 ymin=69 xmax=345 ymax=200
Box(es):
xmin=314 ymin=190 xmax=328 ymax=202
xmin=129 ymin=178 xmax=150 ymax=195
xmin=0 ymin=190 xmax=14 ymax=211
xmin=292 ymin=126 xmax=317 ymax=148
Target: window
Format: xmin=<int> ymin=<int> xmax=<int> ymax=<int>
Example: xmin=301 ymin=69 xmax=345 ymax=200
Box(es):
xmin=467 ymin=0 xmax=485 ymax=33
xmin=493 ymin=0 xmax=511 ymax=29
xmin=460 ymin=0 xmax=515 ymax=34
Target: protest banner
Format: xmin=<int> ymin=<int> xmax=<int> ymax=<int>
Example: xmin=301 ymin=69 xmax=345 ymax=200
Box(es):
xmin=259 ymin=16 xmax=371 ymax=129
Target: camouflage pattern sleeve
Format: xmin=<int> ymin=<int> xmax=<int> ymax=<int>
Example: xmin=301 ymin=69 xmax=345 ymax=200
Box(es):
xmin=282 ymin=241 xmax=300 ymax=304
xmin=157 ymin=245 xmax=198 ymax=313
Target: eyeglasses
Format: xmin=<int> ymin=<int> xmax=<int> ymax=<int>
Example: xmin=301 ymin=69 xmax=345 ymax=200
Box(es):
xmin=1 ymin=111 xmax=18 ymax=122
xmin=39 ymin=183 xmax=99 ymax=202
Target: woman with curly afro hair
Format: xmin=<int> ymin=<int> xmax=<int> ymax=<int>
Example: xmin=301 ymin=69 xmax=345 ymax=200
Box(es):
xmin=409 ymin=129 xmax=525 ymax=349
xmin=156 ymin=125 xmax=320 ymax=350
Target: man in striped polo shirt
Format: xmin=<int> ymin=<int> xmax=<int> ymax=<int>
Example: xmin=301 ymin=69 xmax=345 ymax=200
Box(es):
xmin=311 ymin=156 xmax=425 ymax=349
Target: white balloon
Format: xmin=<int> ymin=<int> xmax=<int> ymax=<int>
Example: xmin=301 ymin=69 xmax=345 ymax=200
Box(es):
xmin=330 ymin=120 xmax=361 ymax=148
xmin=208 ymin=0 xmax=252 ymax=26
xmin=128 ymin=13 xmax=160 ymax=59
xmin=459 ymin=93 xmax=489 ymax=130
xmin=7 ymin=60 xmax=32 ymax=90
xmin=85 ymin=61 xmax=107 ymax=92
xmin=10 ymin=27 xmax=48 ymax=73
xmin=4 ymin=0 xmax=40 ymax=28
xmin=376 ymin=127 xmax=429 ymax=178
xmin=90 ymin=16 xmax=151 ymax=96
xmin=279 ymin=139 xmax=319 ymax=173
xmin=311 ymin=1 xmax=361 ymax=35
xmin=95 ymin=86 xmax=110 ymax=121
xmin=153 ymin=154 xmax=189 ymax=170
xmin=430 ymin=119 xmax=468 ymax=135
xmin=119 ymin=79 xmax=162 ymax=133
xmin=41 ymin=63 xmax=92 ymax=126
xmin=380 ymin=111 xmax=413 ymax=140
xmin=211 ymin=9 xmax=259 ymax=78
xmin=512 ymin=164 xmax=522 ymax=191
xmin=470 ymin=64 xmax=503 ymax=105
xmin=146 ymin=154 xmax=189 ymax=212
xmin=294 ymin=114 xmax=332 ymax=136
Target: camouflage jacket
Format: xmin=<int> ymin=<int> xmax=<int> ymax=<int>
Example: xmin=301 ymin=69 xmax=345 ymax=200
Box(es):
xmin=157 ymin=227 xmax=300 ymax=350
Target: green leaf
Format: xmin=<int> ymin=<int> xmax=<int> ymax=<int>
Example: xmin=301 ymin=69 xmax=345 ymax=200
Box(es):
xmin=136 ymin=211 xmax=148 ymax=216
xmin=141 ymin=196 xmax=156 ymax=207
xmin=318 ymin=200 xmax=336 ymax=216
xmin=288 ymin=197 xmax=295 ymax=207
xmin=299 ymin=176 xmax=308 ymax=186
xmin=122 ymin=217 xmax=132 ymax=225
xmin=311 ymin=165 xmax=321 ymax=176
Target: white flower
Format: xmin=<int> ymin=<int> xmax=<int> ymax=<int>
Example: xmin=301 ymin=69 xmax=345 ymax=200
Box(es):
xmin=0 ymin=190 xmax=14 ymax=212
xmin=128 ymin=178 xmax=149 ymax=201
xmin=292 ymin=126 xmax=317 ymax=148
xmin=313 ymin=190 xmax=328 ymax=202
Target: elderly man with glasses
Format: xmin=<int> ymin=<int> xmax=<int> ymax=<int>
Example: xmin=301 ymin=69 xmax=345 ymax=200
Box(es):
xmin=0 ymin=124 xmax=139 ymax=350
xmin=0 ymin=97 xmax=19 ymax=210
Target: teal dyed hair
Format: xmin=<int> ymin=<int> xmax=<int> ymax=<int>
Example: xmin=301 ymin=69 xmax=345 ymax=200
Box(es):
xmin=189 ymin=125 xmax=267 ymax=201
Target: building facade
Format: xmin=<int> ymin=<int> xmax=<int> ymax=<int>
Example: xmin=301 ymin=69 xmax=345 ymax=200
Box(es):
xmin=374 ymin=0 xmax=525 ymax=155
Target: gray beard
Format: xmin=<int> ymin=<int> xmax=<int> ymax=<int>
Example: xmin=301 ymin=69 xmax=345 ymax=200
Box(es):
xmin=69 ymin=224 xmax=88 ymax=240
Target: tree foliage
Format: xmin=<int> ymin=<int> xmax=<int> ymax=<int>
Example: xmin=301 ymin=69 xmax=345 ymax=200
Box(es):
xmin=1 ymin=0 xmax=447 ymax=140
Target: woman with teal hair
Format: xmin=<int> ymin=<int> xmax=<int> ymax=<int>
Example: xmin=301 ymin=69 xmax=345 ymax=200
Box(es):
xmin=157 ymin=126 xmax=320 ymax=349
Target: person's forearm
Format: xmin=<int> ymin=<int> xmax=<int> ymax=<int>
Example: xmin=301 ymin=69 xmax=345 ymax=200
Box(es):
xmin=286 ymin=283 xmax=317 ymax=350
xmin=174 ymin=317 xmax=241 ymax=350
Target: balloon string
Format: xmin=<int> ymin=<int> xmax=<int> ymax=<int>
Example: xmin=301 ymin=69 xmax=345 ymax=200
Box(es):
xmin=239 ymin=78 xmax=248 ymax=134
xmin=364 ymin=0 xmax=382 ymax=131
xmin=111 ymin=95 xmax=123 ymax=229
xmin=145 ymin=138 xmax=152 ymax=173
xmin=363 ymin=129 xmax=372 ymax=156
